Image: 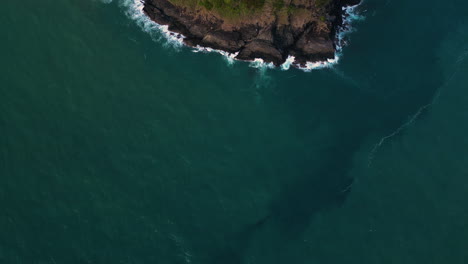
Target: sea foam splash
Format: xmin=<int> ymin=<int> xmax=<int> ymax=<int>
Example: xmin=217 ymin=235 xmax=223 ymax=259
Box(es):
xmin=121 ymin=0 xmax=185 ymax=48
xmin=120 ymin=0 xmax=363 ymax=71
xmin=193 ymin=46 xmax=239 ymax=65
xmin=300 ymin=3 xmax=365 ymax=72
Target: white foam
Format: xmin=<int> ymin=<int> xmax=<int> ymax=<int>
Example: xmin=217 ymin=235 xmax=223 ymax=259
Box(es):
xmin=243 ymin=3 xmax=364 ymax=71
xmin=249 ymin=58 xmax=276 ymax=70
xmin=343 ymin=4 xmax=366 ymax=22
xmin=121 ymin=0 xmax=185 ymax=48
xmin=193 ymin=46 xmax=239 ymax=65
xmin=303 ymin=56 xmax=339 ymax=71
xmin=297 ymin=3 xmax=363 ymax=71
xmin=281 ymin=55 xmax=296 ymax=70
xmin=120 ymin=0 xmax=363 ymax=71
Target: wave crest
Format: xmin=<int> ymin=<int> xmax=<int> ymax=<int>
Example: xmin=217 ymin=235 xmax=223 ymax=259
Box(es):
xmin=120 ymin=0 xmax=363 ymax=71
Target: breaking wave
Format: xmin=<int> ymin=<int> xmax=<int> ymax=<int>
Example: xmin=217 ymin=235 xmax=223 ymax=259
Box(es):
xmin=119 ymin=0 xmax=364 ymax=71
xmin=120 ymin=0 xmax=185 ymax=48
xmin=253 ymin=3 xmax=364 ymax=71
xmin=299 ymin=3 xmax=365 ymax=72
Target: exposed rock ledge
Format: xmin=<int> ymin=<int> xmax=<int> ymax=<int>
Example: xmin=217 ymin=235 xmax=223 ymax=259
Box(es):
xmin=143 ymin=0 xmax=360 ymax=66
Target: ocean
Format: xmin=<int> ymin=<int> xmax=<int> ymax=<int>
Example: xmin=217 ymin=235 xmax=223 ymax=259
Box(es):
xmin=1 ymin=0 xmax=467 ymax=263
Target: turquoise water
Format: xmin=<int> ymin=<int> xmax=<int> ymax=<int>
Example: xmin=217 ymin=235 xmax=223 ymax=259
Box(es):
xmin=1 ymin=0 xmax=468 ymax=263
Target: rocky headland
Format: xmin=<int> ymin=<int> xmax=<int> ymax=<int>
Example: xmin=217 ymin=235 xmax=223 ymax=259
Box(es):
xmin=143 ymin=0 xmax=360 ymax=66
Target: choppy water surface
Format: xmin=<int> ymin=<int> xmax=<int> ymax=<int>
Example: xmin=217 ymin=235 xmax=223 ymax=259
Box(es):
xmin=1 ymin=0 xmax=467 ymax=263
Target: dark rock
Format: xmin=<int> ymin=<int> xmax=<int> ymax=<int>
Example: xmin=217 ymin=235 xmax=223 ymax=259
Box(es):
xmin=294 ymin=24 xmax=334 ymax=60
xmin=236 ymin=25 xmax=260 ymax=41
xmin=142 ymin=5 xmax=171 ymax=25
xmin=201 ymin=31 xmax=245 ymax=53
xmin=143 ymin=0 xmax=360 ymax=67
xmin=183 ymin=37 xmax=202 ymax=47
xmin=273 ymin=25 xmax=295 ymax=49
xmin=342 ymin=0 xmax=361 ymax=6
xmin=236 ymin=40 xmax=284 ymax=66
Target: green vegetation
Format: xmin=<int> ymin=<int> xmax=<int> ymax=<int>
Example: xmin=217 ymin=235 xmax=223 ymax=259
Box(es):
xmin=169 ymin=0 xmax=323 ymax=20
xmin=273 ymin=0 xmax=284 ymax=10
xmin=192 ymin=0 xmax=266 ymax=17
xmin=286 ymin=4 xmax=298 ymax=15
xmin=316 ymin=0 xmax=331 ymax=8
xmin=199 ymin=0 xmax=214 ymax=10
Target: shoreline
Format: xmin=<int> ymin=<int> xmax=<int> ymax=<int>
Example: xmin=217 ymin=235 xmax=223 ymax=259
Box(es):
xmin=132 ymin=0 xmax=362 ymax=70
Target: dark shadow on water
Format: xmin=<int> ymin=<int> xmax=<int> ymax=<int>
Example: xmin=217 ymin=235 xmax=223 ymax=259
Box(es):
xmin=209 ymin=216 xmax=270 ymax=264
xmin=209 ymin=137 xmax=364 ymax=264
xmin=125 ymin=6 xmax=464 ymax=264
xmin=206 ymin=0 xmax=458 ymax=262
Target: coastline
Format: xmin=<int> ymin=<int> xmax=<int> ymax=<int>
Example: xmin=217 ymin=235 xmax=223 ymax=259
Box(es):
xmin=130 ymin=0 xmax=362 ymax=70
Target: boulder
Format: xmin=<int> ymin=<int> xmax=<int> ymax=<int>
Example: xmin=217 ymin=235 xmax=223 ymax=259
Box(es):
xmin=200 ymin=31 xmax=245 ymax=52
xmin=236 ymin=40 xmax=284 ymax=65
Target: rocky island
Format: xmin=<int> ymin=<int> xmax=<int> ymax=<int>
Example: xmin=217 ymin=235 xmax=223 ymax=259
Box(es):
xmin=143 ymin=0 xmax=360 ymax=66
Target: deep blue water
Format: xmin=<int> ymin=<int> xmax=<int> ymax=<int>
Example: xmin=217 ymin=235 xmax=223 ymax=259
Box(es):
xmin=1 ymin=0 xmax=467 ymax=263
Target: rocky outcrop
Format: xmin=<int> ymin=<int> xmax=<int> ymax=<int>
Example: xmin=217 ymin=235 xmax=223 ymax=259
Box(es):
xmin=143 ymin=0 xmax=360 ymax=67
xmin=237 ymin=40 xmax=284 ymax=65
